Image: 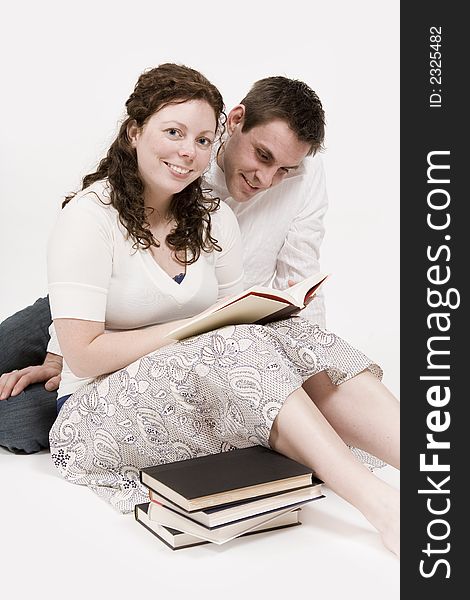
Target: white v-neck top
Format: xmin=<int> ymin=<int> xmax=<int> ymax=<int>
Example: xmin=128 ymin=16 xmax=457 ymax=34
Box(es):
xmin=47 ymin=180 xmax=244 ymax=396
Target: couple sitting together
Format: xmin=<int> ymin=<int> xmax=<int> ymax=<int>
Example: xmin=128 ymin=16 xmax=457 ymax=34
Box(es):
xmin=0 ymin=63 xmax=399 ymax=556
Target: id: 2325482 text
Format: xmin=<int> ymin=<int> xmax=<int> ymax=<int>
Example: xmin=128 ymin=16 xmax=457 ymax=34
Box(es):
xmin=429 ymin=26 xmax=442 ymax=108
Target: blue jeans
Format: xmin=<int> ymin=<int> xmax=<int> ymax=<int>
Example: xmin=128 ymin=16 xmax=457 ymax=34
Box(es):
xmin=0 ymin=297 xmax=57 ymax=453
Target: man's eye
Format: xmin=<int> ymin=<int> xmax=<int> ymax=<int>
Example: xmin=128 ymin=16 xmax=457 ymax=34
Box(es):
xmin=257 ymin=150 xmax=269 ymax=161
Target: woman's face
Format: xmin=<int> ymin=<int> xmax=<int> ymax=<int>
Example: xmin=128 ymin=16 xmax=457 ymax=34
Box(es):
xmin=129 ymin=99 xmax=217 ymax=200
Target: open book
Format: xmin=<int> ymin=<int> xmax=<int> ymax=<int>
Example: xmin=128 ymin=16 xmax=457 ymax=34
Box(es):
xmin=166 ymin=272 xmax=329 ymax=341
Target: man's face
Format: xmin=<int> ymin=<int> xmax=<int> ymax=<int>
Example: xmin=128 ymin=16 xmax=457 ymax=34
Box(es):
xmin=221 ymin=106 xmax=311 ymax=202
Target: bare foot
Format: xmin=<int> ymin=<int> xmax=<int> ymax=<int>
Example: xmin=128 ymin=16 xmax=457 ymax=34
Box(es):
xmin=362 ymin=483 xmax=400 ymax=557
xmin=375 ymin=488 xmax=400 ymax=557
xmin=380 ymin=515 xmax=400 ymax=557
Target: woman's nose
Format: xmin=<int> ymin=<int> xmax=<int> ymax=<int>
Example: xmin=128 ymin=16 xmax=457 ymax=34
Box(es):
xmin=178 ymin=140 xmax=196 ymax=160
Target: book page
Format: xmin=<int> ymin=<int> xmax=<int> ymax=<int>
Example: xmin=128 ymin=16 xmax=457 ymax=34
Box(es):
xmin=167 ymin=295 xmax=292 ymax=341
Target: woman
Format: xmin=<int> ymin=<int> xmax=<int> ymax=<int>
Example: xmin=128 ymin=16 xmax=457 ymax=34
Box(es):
xmin=47 ymin=63 xmax=399 ymax=556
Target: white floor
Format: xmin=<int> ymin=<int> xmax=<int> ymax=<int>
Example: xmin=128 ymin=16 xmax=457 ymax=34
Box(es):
xmin=0 ymin=448 xmax=399 ymax=599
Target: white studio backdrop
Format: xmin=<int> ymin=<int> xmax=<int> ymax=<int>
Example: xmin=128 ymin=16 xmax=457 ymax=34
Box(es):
xmin=0 ymin=0 xmax=399 ymax=396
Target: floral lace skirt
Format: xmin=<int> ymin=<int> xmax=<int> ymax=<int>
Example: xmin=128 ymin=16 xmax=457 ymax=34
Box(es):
xmin=49 ymin=318 xmax=383 ymax=513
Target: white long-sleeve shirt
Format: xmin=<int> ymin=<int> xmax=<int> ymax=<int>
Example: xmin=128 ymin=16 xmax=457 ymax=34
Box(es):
xmin=206 ymin=152 xmax=328 ymax=327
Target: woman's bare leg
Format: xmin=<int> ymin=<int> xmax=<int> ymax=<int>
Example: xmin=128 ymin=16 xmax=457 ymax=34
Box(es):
xmin=270 ymin=387 xmax=400 ymax=557
xmin=302 ymin=370 xmax=400 ymax=469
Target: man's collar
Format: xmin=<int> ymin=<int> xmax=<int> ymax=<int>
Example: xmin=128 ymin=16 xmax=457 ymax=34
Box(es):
xmin=204 ymin=158 xmax=229 ymax=200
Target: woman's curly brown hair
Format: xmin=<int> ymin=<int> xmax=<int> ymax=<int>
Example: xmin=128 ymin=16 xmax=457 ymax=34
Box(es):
xmin=63 ymin=63 xmax=226 ymax=264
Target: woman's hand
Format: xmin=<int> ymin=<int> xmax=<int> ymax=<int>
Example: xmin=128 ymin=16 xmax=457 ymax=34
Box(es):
xmin=0 ymin=353 xmax=62 ymax=400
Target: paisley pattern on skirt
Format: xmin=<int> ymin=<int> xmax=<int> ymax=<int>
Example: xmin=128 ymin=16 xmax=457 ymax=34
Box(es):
xmin=49 ymin=318 xmax=384 ymax=513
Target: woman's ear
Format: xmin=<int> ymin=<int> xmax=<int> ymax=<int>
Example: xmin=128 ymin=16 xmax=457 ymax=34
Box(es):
xmin=226 ymin=105 xmax=246 ymax=136
xmin=127 ymin=120 xmax=140 ymax=148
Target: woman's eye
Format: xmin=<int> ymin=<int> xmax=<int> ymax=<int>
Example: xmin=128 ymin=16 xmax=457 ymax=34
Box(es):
xmin=197 ymin=137 xmax=212 ymax=147
xmin=166 ymin=128 xmax=181 ymax=137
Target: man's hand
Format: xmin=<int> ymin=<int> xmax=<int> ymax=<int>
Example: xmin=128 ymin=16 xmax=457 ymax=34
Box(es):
xmin=0 ymin=353 xmax=62 ymax=400
xmin=287 ymin=279 xmax=316 ymax=314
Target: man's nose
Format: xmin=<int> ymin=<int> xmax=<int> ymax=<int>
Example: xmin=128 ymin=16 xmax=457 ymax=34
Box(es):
xmin=255 ymin=166 xmax=278 ymax=188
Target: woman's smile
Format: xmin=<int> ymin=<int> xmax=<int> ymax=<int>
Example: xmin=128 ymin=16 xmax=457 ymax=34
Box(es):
xmin=163 ymin=161 xmax=193 ymax=178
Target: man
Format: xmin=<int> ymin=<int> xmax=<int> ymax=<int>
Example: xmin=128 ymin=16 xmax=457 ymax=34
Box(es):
xmin=0 ymin=76 xmax=327 ymax=453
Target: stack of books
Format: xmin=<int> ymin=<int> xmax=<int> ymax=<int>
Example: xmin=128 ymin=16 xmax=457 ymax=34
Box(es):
xmin=135 ymin=445 xmax=324 ymax=550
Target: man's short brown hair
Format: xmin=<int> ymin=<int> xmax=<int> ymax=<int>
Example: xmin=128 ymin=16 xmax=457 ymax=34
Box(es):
xmin=240 ymin=76 xmax=325 ymax=156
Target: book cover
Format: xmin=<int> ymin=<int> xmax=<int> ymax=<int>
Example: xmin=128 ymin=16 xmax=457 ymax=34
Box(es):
xmin=140 ymin=446 xmax=314 ymax=512
xmin=135 ymin=503 xmax=302 ymax=550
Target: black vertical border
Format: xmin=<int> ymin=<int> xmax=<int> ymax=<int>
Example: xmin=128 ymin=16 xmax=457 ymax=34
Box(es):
xmin=401 ymin=2 xmax=465 ymax=595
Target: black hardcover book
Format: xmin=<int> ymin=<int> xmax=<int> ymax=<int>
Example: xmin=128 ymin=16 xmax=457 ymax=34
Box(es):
xmin=140 ymin=445 xmax=314 ymax=512
xmin=134 ymin=503 xmax=302 ymax=550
